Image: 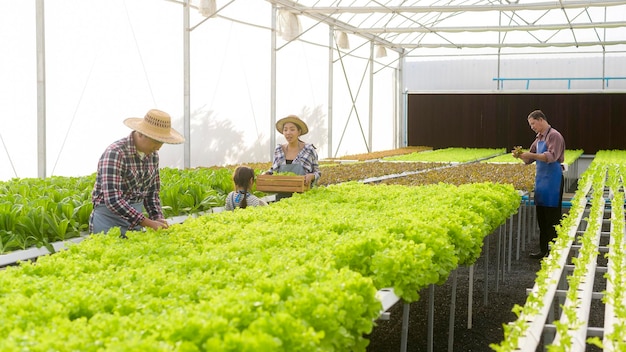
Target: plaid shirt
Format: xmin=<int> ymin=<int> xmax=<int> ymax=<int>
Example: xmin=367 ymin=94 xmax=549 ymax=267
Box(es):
xmin=91 ymin=133 xmax=164 ymax=230
xmin=269 ymin=142 xmax=321 ymax=182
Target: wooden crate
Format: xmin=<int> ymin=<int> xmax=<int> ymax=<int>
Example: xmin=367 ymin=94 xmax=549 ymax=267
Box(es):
xmin=256 ymin=174 xmax=310 ymax=193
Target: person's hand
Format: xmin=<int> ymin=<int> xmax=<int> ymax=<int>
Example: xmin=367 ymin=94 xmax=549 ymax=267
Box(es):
xmin=511 ymin=146 xmax=523 ymax=158
xmin=305 ymin=173 xmax=315 ymax=185
xmin=155 ymin=218 xmax=169 ymax=228
xmin=519 ymin=152 xmax=531 ymax=163
xmin=143 ymin=218 xmax=169 ymax=231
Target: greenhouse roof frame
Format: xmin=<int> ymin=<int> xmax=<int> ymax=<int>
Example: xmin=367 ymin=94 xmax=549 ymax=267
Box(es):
xmin=266 ymin=0 xmax=626 ymax=53
xmin=27 ymin=0 xmax=626 ymax=179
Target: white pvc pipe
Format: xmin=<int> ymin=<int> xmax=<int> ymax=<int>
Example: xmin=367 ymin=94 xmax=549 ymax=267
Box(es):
xmin=514 ymin=186 xmax=590 ymax=350
xmin=551 ymin=198 xmax=605 ymax=350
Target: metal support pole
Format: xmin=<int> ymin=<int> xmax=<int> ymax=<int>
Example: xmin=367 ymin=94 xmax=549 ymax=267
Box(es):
xmin=448 ymin=270 xmax=458 ymax=352
xmin=368 ymin=41 xmax=374 ymax=152
xmin=400 ymin=301 xmax=411 ymax=352
xmin=467 ymin=265 xmax=474 ymax=329
xmin=496 ymin=225 xmax=502 ymax=291
xmin=428 ymin=284 xmax=435 ymax=352
xmin=327 ymin=27 xmax=334 ymax=158
xmin=36 ymin=0 xmax=46 ymax=179
xmin=183 ymin=0 xmax=191 ymax=169
xmin=508 ymin=215 xmax=513 ymax=272
xmin=484 ymin=234 xmax=489 ymax=305
xmin=270 ymin=5 xmax=278 ymax=159
xmin=516 ymin=203 xmax=522 ymax=260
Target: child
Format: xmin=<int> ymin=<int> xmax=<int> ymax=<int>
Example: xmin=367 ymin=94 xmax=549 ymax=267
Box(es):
xmin=225 ymin=166 xmax=268 ymax=211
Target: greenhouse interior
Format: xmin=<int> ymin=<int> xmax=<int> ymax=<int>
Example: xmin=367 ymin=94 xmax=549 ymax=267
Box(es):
xmin=1 ymin=0 xmax=626 ymax=351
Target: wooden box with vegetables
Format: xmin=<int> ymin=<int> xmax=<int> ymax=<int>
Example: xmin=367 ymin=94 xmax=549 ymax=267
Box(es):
xmin=256 ymin=174 xmax=310 ymax=193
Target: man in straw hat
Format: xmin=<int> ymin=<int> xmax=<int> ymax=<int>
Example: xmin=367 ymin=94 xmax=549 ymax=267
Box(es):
xmin=89 ymin=109 xmax=185 ymax=237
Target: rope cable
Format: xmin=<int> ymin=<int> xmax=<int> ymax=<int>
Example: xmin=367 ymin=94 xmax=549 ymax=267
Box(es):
xmin=0 ymin=132 xmax=18 ymax=179
xmin=237 ymin=31 xmax=260 ymax=138
xmin=333 ymin=40 xmax=370 ymax=157
xmin=51 ymin=55 xmax=97 ymax=176
xmin=241 ymin=73 xmax=259 ymax=138
xmin=123 ymin=0 xmax=157 ymax=107
xmin=300 ymin=40 xmax=318 ymax=108
xmin=208 ymin=22 xmax=233 ymax=111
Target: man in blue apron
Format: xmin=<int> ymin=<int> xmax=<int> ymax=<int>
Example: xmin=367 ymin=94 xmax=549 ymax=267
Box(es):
xmin=89 ymin=109 xmax=185 ymax=237
xmin=513 ymin=110 xmax=565 ymax=259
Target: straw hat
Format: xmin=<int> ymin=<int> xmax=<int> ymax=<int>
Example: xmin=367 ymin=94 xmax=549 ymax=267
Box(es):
xmin=124 ymin=109 xmax=185 ymax=144
xmin=276 ymin=115 xmax=309 ymax=135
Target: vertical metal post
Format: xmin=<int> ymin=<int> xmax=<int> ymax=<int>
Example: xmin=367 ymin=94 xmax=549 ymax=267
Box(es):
xmin=400 ymin=301 xmax=410 ymax=352
xmin=496 ymin=9 xmax=502 ymax=90
xmin=508 ymin=215 xmax=513 ymax=272
xmin=484 ymin=234 xmax=489 ymax=305
xmin=183 ymin=0 xmax=191 ymax=169
xmin=428 ymin=284 xmax=435 ymax=352
xmin=399 ymin=55 xmax=406 ymax=148
xmin=521 ymin=198 xmax=528 ymax=252
xmin=467 ymin=265 xmax=473 ymax=329
xmin=517 ymin=203 xmax=522 ymax=260
xmin=602 ymin=7 xmax=607 ymax=89
xmin=36 ymin=0 xmax=46 ymax=179
xmin=270 ymin=5 xmax=277 ymax=159
xmin=496 ymin=226 xmax=502 ymax=291
xmin=327 ymin=28 xmax=334 ymax=158
xmin=500 ymin=221 xmax=505 ymax=276
xmin=448 ymin=270 xmax=458 ymax=352
xmin=368 ymin=41 xmax=373 ymax=152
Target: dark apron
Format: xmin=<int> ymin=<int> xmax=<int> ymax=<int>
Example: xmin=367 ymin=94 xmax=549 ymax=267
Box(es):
xmin=278 ymin=163 xmax=306 ymax=176
xmin=91 ymin=202 xmax=144 ymax=236
xmin=534 ymin=139 xmax=562 ymax=207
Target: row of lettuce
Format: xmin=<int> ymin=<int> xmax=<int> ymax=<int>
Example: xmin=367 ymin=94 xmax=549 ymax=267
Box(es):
xmin=0 ymin=147 xmax=584 ymax=255
xmin=0 ymin=167 xmax=235 ymax=254
xmin=491 ymin=150 xmax=626 ymax=351
xmin=0 ymin=148 xmax=491 ymax=254
xmin=0 ymin=181 xmax=521 ymax=351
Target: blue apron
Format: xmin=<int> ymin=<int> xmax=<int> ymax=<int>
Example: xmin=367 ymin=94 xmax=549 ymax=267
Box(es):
xmin=534 ymin=138 xmax=562 ymax=207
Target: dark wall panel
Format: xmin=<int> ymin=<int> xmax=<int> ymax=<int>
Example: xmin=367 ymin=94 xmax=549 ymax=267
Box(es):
xmin=408 ymin=93 xmax=626 ymax=154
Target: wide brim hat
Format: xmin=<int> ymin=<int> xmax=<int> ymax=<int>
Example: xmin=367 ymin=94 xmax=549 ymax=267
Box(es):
xmin=276 ymin=115 xmax=309 ymax=136
xmin=124 ymin=109 xmax=185 ymax=144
